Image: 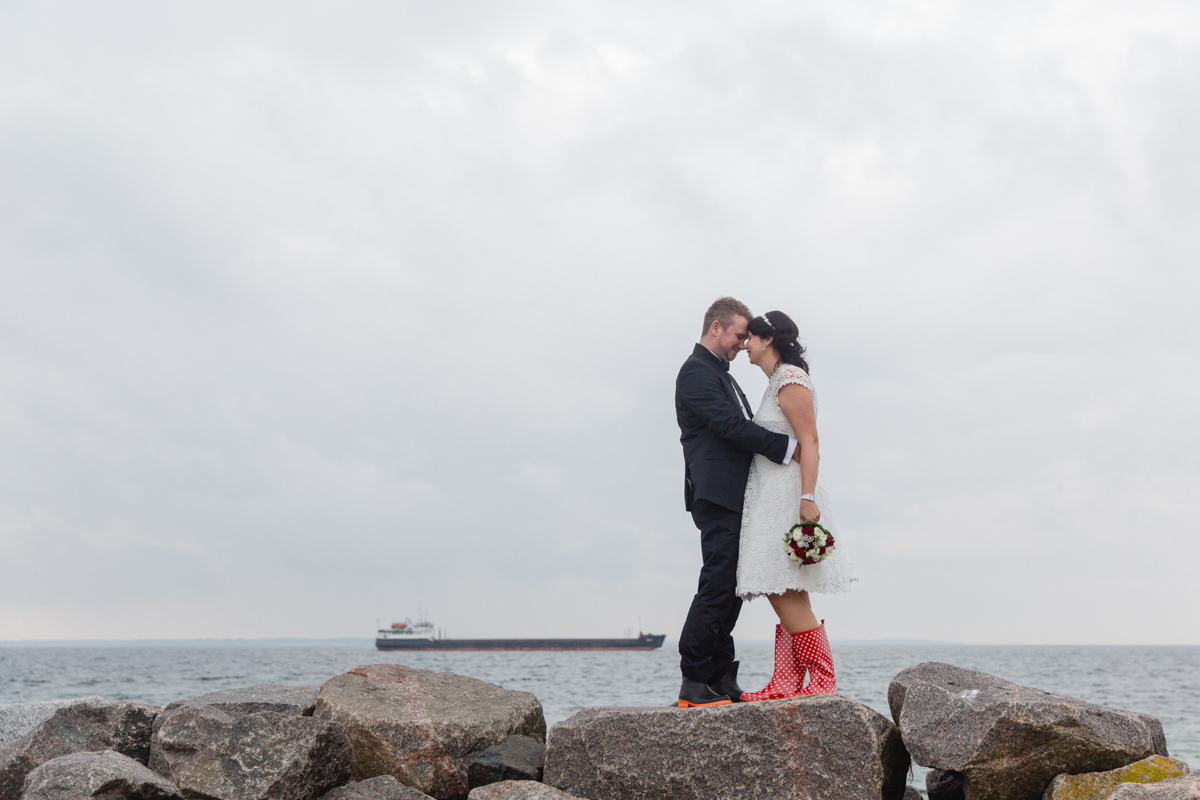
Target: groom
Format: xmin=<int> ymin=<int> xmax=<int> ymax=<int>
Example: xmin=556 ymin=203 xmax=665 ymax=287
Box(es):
xmin=675 ymin=297 xmax=798 ymax=707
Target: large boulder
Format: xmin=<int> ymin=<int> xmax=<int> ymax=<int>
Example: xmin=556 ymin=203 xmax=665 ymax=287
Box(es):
xmin=0 ymin=702 xmax=159 ymax=800
xmin=21 ymin=750 xmax=182 ymax=800
xmin=543 ymin=694 xmax=910 ymax=800
xmin=0 ymin=699 xmax=105 ymax=750
xmin=164 ymin=685 xmax=320 ymax=717
xmin=322 ymin=776 xmax=435 ymax=800
xmin=149 ymin=705 xmax=352 ymax=800
xmin=467 ymin=736 xmax=544 ymax=789
xmin=1108 ymin=773 xmax=1200 ymax=799
xmin=1044 ymin=755 xmax=1189 ymax=799
xmin=312 ymin=665 xmax=545 ymax=800
xmin=889 ymin=663 xmax=1168 ymax=800
xmin=467 ymin=783 xmax=583 ymax=800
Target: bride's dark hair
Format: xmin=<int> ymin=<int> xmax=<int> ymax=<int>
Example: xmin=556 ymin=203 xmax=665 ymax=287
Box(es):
xmin=747 ymin=310 xmax=809 ymax=373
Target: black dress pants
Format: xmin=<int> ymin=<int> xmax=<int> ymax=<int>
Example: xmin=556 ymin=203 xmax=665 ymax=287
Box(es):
xmin=678 ymin=499 xmax=743 ymax=684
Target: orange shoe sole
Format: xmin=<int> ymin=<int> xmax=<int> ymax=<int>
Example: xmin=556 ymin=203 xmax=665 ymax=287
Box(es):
xmin=677 ymin=698 xmax=733 ymax=708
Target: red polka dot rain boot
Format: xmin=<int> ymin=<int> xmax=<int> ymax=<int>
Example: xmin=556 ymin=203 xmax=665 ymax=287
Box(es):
xmin=740 ymin=624 xmax=803 ymax=701
xmin=795 ymin=621 xmax=837 ymax=695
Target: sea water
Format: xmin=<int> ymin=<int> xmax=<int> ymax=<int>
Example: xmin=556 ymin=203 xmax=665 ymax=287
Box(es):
xmin=2 ymin=642 xmax=1197 ymax=796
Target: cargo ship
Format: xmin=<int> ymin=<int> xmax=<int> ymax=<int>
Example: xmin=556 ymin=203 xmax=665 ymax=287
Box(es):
xmin=375 ymin=619 xmax=665 ymax=651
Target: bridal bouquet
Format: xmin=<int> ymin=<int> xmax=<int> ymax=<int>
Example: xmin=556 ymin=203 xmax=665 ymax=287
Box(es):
xmin=784 ymin=521 xmax=836 ymax=566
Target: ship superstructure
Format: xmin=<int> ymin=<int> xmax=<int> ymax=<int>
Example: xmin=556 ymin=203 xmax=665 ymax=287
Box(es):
xmin=376 ymin=618 xmax=438 ymax=645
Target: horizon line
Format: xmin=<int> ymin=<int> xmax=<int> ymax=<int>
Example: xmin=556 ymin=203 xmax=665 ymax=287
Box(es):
xmin=1 ymin=637 xmax=1197 ymax=647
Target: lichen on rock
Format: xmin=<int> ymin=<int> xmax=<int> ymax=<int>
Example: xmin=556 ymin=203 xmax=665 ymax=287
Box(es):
xmin=1044 ymin=756 xmax=1190 ymax=799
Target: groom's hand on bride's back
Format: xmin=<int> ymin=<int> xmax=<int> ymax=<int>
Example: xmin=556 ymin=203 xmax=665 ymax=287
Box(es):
xmin=793 ymin=442 xmax=802 ymax=460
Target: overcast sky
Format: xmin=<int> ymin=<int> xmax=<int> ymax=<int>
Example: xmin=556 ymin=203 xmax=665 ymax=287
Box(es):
xmin=1 ymin=1 xmax=1197 ymax=644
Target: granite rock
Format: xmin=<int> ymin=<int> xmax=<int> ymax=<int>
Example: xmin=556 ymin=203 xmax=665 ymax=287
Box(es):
xmin=467 ymin=783 xmax=584 ymax=800
xmin=21 ymin=750 xmax=182 ymax=800
xmin=904 ymin=788 xmax=922 ymax=800
xmin=928 ymin=770 xmax=966 ymax=800
xmin=1108 ymin=773 xmax=1200 ymax=799
xmin=322 ymin=776 xmax=435 ymax=800
xmin=467 ymin=736 xmax=544 ymax=788
xmin=544 ymin=693 xmax=910 ymax=800
xmin=0 ymin=699 xmax=105 ymax=750
xmin=149 ymin=704 xmax=352 ymax=800
xmin=0 ymin=702 xmax=159 ymax=800
xmin=313 ymin=665 xmax=545 ymax=800
xmin=889 ymin=663 xmax=1168 ymax=800
xmin=1044 ymin=756 xmax=1189 ymax=800
xmin=164 ymin=685 xmax=319 ymax=718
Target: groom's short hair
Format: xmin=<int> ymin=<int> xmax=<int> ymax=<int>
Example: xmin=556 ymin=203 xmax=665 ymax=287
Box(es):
xmin=702 ymin=297 xmax=753 ymax=336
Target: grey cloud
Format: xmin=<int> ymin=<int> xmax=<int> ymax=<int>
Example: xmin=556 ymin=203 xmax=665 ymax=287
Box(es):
xmin=0 ymin=1 xmax=1197 ymax=643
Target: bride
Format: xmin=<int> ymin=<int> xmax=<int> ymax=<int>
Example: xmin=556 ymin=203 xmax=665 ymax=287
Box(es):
xmin=736 ymin=310 xmax=857 ymax=701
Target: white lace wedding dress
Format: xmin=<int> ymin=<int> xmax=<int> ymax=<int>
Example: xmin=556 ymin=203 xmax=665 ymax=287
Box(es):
xmin=736 ymin=364 xmax=858 ymax=598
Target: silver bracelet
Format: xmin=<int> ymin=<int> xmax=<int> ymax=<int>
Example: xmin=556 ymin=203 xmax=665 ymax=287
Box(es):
xmin=800 ymin=493 xmax=816 ymax=502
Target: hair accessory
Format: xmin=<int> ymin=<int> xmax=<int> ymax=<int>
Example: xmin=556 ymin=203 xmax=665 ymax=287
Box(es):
xmin=759 ymin=314 xmax=774 ymax=330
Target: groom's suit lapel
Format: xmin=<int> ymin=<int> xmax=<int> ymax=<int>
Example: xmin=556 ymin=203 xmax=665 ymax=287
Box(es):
xmin=691 ymin=343 xmax=752 ymax=420
xmin=728 ymin=376 xmax=753 ymax=420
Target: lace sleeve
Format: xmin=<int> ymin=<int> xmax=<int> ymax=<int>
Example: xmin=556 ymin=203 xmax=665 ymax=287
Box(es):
xmin=773 ymin=365 xmax=817 ymax=413
xmin=776 ymin=364 xmax=813 ymax=392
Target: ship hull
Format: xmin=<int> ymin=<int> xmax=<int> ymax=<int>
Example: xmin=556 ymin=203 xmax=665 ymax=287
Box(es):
xmin=375 ymin=635 xmax=665 ymax=651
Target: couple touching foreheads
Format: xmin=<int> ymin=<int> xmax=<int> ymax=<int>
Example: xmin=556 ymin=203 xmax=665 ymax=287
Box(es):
xmin=675 ymin=296 xmax=857 ymax=707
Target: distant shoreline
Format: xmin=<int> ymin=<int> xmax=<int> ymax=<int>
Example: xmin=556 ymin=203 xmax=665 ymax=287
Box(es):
xmin=0 ymin=638 xmax=377 ymax=648
xmin=1 ymin=638 xmax=1197 ymax=648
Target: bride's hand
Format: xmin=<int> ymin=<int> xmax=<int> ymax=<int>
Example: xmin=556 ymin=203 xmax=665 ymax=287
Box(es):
xmin=800 ymin=499 xmax=821 ymax=523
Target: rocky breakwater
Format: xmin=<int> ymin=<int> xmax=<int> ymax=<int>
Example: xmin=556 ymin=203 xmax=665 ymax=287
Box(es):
xmin=312 ymin=664 xmax=546 ymax=800
xmin=544 ymin=693 xmax=911 ymax=800
xmin=889 ymin=662 xmax=1170 ymax=800
xmin=0 ymin=668 xmax=544 ymax=800
xmin=3 ymin=660 xmax=1188 ymax=800
xmin=0 ymin=700 xmax=159 ymax=800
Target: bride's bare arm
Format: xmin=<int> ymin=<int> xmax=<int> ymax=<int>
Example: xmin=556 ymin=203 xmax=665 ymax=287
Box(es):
xmin=778 ymin=383 xmax=820 ymax=523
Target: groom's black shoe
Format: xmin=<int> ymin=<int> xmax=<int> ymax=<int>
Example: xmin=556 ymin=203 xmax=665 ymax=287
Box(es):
xmin=678 ymin=678 xmax=733 ymax=708
xmin=709 ymin=661 xmax=744 ymax=703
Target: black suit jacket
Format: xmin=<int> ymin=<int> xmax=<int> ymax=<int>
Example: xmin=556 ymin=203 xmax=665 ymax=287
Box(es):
xmin=676 ymin=343 xmax=791 ymax=513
